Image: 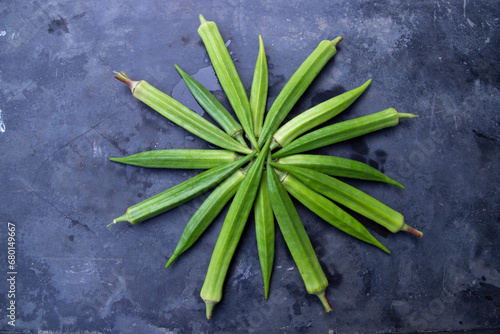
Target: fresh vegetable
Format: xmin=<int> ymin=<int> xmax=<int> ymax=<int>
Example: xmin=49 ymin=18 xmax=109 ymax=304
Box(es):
xmin=267 ymin=162 xmax=332 ymax=313
xmin=271 ymin=163 xmax=423 ymax=237
xmin=109 ymin=14 xmax=423 ymax=319
xmin=175 ymin=65 xmax=247 ymax=147
xmin=114 ymin=71 xmax=252 ymax=155
xmin=198 ymin=15 xmax=260 ymax=151
xmin=258 ymin=36 xmax=343 ymax=148
xmin=272 ymin=108 xmax=417 ymax=159
xmin=200 ymin=139 xmax=271 ymax=319
xmin=254 ymin=170 xmax=274 ymax=299
xmin=111 ymin=149 xmax=240 ymax=169
xmin=110 ymin=152 xmax=255 ymax=226
xmin=250 ymin=35 xmax=268 ymax=139
xmin=275 ymin=154 xmax=404 ymax=188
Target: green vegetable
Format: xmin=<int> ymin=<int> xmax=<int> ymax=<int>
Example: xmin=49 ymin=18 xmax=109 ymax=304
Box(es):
xmin=273 ymin=108 xmax=417 ymax=159
xmin=114 ymin=71 xmax=252 ymax=155
xmin=271 ymin=163 xmax=423 ymax=237
xmin=110 ymin=152 xmax=255 ymax=226
xmin=175 ymin=65 xmax=247 ymax=147
xmin=250 ymin=35 xmax=268 ymax=139
xmin=198 ymin=15 xmax=260 ymax=151
xmin=258 ymin=36 xmax=343 ymax=148
xmin=275 ymin=154 xmax=404 ymax=188
xmin=200 ymin=138 xmax=271 ymax=319
xmin=166 ymin=168 xmax=246 ymax=268
xmin=273 ymin=168 xmax=389 ymax=253
xmin=110 ymin=149 xmax=240 ymax=169
xmin=267 ymin=163 xmax=332 ymax=313
xmin=270 ymin=79 xmax=371 ymax=150
xmin=254 ymin=170 xmax=274 ymax=299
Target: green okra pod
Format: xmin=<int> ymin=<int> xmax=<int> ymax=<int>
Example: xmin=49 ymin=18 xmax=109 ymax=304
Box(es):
xmin=272 ymin=108 xmax=417 ymax=159
xmin=110 ymin=149 xmax=240 ymax=169
xmin=275 ymin=154 xmax=404 ymax=188
xmin=201 ymin=138 xmax=272 ymax=319
xmin=266 ymin=164 xmax=332 ymax=313
xmin=274 ymin=169 xmax=389 ymax=253
xmin=110 ymin=151 xmax=256 ymax=226
xmin=114 ymin=71 xmax=252 ymax=155
xmin=271 ymin=79 xmax=371 ymax=150
xmin=254 ymin=170 xmax=274 ymax=299
xmin=271 ymin=163 xmax=423 ymax=237
xmin=250 ymin=35 xmax=268 ymax=139
xmin=198 ymin=15 xmax=260 ymax=151
xmin=166 ymin=168 xmax=246 ymax=268
xmin=258 ymin=36 xmax=343 ymax=148
xmin=175 ymin=65 xmax=247 ymax=147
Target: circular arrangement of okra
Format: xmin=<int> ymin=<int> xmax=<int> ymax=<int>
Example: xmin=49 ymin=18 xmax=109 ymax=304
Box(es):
xmin=109 ymin=15 xmax=423 ymax=319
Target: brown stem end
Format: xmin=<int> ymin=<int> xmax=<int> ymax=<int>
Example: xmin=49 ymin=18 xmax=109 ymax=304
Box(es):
xmin=402 ymin=223 xmax=423 ymax=238
xmin=114 ymin=71 xmax=139 ymax=92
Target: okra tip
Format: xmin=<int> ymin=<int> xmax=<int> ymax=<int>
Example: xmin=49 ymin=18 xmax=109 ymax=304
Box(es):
xmin=401 ymin=223 xmax=423 ymax=238
xmin=331 ymin=36 xmax=344 ymax=47
xmin=107 ymin=214 xmax=128 ymax=227
xmin=199 ymin=14 xmax=207 ymax=24
xmin=398 ymin=112 xmax=418 ymax=119
xmin=204 ymin=300 xmax=217 ymax=319
xmin=315 ymin=289 xmax=333 ymax=313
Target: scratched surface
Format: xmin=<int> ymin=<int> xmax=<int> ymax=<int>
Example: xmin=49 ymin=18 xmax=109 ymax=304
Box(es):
xmin=0 ymin=0 xmax=499 ymax=333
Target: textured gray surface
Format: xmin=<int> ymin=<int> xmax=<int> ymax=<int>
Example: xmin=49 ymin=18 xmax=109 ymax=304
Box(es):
xmin=1 ymin=0 xmax=499 ymax=333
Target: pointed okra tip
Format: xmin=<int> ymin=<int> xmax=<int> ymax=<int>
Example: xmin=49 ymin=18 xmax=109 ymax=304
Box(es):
xmin=204 ymin=300 xmax=217 ymax=319
xmin=199 ymin=14 xmax=207 ymax=24
xmin=107 ymin=214 xmax=128 ymax=227
xmin=332 ymin=36 xmax=344 ymax=47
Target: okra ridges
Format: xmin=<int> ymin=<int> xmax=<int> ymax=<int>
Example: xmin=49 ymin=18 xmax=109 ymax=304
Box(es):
xmin=110 ymin=15 xmax=422 ymax=319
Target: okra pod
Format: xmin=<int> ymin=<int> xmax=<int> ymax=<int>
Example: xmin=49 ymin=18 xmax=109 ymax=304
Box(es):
xmin=198 ymin=15 xmax=260 ymax=151
xmin=258 ymin=36 xmax=343 ymax=147
xmin=110 ymin=151 xmax=255 ymax=226
xmin=114 ymin=71 xmax=252 ymax=155
xmin=271 ymin=79 xmax=371 ymax=150
xmin=175 ymin=65 xmax=247 ymax=147
xmin=267 ymin=163 xmax=332 ymax=312
xmin=271 ymin=163 xmax=423 ymax=237
xmin=250 ymin=35 xmax=268 ymax=139
xmin=166 ymin=168 xmax=246 ymax=268
xmin=276 ymin=154 xmax=404 ymax=188
xmin=201 ymin=138 xmax=271 ymax=319
xmin=110 ymin=149 xmax=240 ymax=169
xmin=254 ymin=170 xmax=274 ymax=299
xmin=275 ymin=169 xmax=389 ymax=253
xmin=272 ymin=108 xmax=417 ymax=159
